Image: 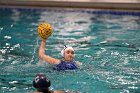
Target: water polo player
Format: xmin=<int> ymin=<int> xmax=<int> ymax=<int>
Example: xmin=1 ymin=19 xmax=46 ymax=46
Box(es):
xmin=38 ymin=22 xmax=82 ymax=70
xmin=29 ymin=73 xmax=64 ymax=93
xmin=38 ymin=39 xmax=82 ymax=71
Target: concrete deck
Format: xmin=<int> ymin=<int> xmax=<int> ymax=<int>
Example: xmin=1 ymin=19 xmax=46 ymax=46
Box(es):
xmin=0 ymin=0 xmax=140 ymax=10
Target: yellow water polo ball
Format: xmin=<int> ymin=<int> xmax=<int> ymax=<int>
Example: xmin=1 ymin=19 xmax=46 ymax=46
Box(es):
xmin=38 ymin=22 xmax=53 ymax=39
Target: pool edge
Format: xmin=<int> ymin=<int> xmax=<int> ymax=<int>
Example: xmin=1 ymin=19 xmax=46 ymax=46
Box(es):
xmin=0 ymin=0 xmax=140 ymax=10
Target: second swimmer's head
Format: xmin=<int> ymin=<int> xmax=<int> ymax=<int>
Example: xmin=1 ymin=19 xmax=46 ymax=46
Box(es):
xmin=33 ymin=73 xmax=51 ymax=92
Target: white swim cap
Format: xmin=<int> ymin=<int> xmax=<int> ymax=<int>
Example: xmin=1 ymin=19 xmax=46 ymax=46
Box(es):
xmin=61 ymin=45 xmax=74 ymax=57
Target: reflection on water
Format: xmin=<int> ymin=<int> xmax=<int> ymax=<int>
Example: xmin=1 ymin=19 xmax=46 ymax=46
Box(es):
xmin=0 ymin=7 xmax=140 ymax=93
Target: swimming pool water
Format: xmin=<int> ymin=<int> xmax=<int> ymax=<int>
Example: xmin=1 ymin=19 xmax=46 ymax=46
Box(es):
xmin=0 ymin=7 xmax=140 ymax=93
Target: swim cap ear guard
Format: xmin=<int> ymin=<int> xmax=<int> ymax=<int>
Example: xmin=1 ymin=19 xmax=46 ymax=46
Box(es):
xmin=33 ymin=73 xmax=51 ymax=90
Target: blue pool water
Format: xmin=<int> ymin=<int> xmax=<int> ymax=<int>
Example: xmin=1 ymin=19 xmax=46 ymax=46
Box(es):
xmin=0 ymin=7 xmax=140 ymax=93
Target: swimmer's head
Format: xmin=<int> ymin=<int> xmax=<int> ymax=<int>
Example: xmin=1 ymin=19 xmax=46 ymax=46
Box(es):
xmin=33 ymin=73 xmax=51 ymax=91
xmin=61 ymin=45 xmax=74 ymax=57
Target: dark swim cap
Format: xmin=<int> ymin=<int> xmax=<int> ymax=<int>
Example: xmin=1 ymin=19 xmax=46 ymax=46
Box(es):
xmin=33 ymin=73 xmax=51 ymax=90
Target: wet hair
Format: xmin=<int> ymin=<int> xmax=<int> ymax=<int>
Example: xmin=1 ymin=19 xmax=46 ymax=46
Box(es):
xmin=33 ymin=73 xmax=51 ymax=92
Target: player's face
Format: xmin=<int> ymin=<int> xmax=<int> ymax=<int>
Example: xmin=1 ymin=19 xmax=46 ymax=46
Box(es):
xmin=64 ymin=49 xmax=74 ymax=62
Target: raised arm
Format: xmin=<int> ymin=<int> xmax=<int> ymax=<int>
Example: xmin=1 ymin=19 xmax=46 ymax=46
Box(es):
xmin=38 ymin=39 xmax=60 ymax=64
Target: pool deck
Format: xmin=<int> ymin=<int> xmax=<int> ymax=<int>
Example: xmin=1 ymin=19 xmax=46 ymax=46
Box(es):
xmin=0 ymin=0 xmax=140 ymax=10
